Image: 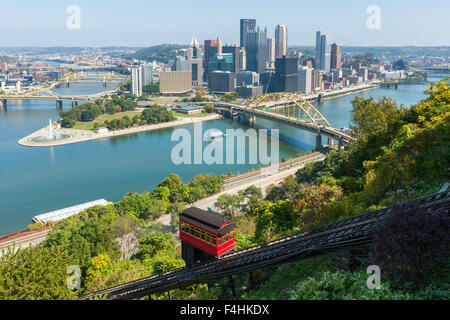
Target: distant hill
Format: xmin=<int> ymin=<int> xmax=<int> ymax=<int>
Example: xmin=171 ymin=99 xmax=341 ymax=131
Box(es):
xmin=122 ymin=44 xmax=188 ymax=63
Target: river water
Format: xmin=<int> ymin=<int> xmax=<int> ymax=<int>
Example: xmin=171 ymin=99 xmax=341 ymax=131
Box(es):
xmin=0 ymin=79 xmax=438 ymax=234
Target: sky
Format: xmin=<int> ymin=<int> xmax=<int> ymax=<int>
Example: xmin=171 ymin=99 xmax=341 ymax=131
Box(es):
xmin=0 ymin=0 xmax=449 ymax=47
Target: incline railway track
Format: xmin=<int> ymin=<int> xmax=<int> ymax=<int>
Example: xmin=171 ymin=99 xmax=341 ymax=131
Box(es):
xmin=80 ymin=190 xmax=449 ymax=300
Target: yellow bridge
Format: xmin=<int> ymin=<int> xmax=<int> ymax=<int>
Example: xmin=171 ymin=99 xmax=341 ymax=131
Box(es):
xmin=190 ymin=92 xmax=355 ymax=149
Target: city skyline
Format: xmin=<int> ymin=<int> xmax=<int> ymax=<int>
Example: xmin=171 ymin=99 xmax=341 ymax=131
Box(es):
xmin=1 ymin=0 xmax=449 ymax=47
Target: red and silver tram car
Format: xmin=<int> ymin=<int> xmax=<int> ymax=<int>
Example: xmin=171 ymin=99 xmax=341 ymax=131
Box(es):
xmin=180 ymin=207 xmax=236 ymax=265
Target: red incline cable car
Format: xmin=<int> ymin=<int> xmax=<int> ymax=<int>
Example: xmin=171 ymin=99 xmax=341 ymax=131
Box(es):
xmin=180 ymin=207 xmax=236 ymax=266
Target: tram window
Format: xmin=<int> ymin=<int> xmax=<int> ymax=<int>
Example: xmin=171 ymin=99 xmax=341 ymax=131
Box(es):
xmin=195 ymin=230 xmax=200 ymax=238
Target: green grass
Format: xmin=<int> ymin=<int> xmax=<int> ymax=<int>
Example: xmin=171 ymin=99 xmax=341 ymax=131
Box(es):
xmin=173 ymin=112 xmax=209 ymax=118
xmin=71 ymin=111 xmax=142 ymax=131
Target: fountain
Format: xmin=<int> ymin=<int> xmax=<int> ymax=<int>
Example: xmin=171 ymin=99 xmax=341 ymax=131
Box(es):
xmin=30 ymin=119 xmax=71 ymax=143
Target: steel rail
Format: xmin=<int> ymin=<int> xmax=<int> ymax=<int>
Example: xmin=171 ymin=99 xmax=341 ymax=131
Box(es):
xmin=79 ymin=190 xmax=449 ymax=300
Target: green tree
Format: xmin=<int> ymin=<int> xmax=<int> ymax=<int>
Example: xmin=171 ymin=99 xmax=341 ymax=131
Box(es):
xmin=0 ymin=246 xmax=76 ymax=300
xmin=350 ymin=96 xmax=403 ymax=139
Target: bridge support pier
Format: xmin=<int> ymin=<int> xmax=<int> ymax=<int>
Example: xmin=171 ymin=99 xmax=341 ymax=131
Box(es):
xmin=318 ymin=94 xmax=324 ymax=103
xmin=327 ymin=137 xmax=332 ymax=146
xmin=315 ymin=134 xmax=322 ymax=150
xmin=71 ymin=100 xmax=78 ymax=107
xmin=338 ymin=139 xmax=343 ymax=150
xmin=56 ymin=100 xmax=63 ymax=110
xmin=0 ymin=99 xmax=6 ymax=111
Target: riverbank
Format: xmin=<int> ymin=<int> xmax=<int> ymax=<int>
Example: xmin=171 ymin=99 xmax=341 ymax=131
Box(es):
xmin=322 ymin=82 xmax=380 ymax=101
xmin=18 ymin=113 xmax=223 ymax=147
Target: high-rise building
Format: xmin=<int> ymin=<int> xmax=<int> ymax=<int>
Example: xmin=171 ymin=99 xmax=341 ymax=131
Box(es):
xmin=330 ymin=43 xmax=341 ymax=70
xmin=222 ymin=43 xmax=240 ymax=74
xmin=203 ymin=39 xmax=222 ymax=82
xmin=297 ymin=67 xmax=312 ymax=94
xmin=273 ymin=56 xmax=299 ymax=93
xmin=275 ymin=24 xmax=288 ymax=59
xmin=315 ymin=31 xmax=322 ymax=69
xmin=245 ymin=26 xmax=269 ymax=74
xmin=169 ymin=56 xmax=190 ymax=71
xmin=141 ymin=64 xmax=153 ymax=86
xmin=315 ymin=31 xmax=331 ymax=72
xmin=208 ymin=53 xmax=235 ymax=73
xmin=187 ymin=37 xmax=203 ymax=85
xmin=239 ymin=48 xmax=247 ymax=70
xmin=311 ymin=69 xmax=322 ymax=92
xmin=267 ymin=38 xmax=275 ymax=69
xmin=131 ymin=67 xmax=142 ymax=96
xmin=240 ymin=19 xmax=256 ymax=48
xmin=208 ymin=71 xmax=235 ymax=93
xmin=236 ymin=71 xmax=260 ymax=86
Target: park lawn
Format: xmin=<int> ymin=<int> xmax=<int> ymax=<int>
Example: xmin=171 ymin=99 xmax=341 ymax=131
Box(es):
xmin=173 ymin=112 xmax=209 ymax=118
xmin=72 ymin=110 xmax=142 ymax=131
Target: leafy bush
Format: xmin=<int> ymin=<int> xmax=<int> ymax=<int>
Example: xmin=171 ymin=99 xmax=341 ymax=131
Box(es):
xmin=371 ymin=204 xmax=449 ymax=286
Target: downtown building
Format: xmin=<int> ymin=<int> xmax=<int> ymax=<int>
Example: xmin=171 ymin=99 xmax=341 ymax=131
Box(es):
xmin=297 ymin=66 xmax=313 ymax=94
xmin=330 ymin=43 xmax=341 ymax=70
xmin=272 ymin=55 xmax=299 ymax=93
xmin=131 ymin=66 xmax=142 ymax=96
xmin=275 ymin=24 xmax=288 ymax=59
xmin=222 ymin=43 xmax=240 ymax=75
xmin=245 ymin=26 xmax=269 ymax=74
xmin=159 ymin=70 xmax=192 ymax=95
xmin=141 ymin=64 xmax=153 ymax=86
xmin=203 ymin=39 xmax=222 ymax=82
xmin=240 ymin=18 xmax=256 ymax=48
xmin=208 ymin=70 xmax=235 ymax=94
xmin=236 ymin=70 xmax=260 ymax=86
xmin=315 ymin=31 xmax=331 ymax=72
xmin=187 ymin=37 xmax=204 ymax=86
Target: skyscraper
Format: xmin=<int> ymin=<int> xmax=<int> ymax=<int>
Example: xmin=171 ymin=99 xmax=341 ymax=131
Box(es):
xmin=203 ymin=39 xmax=222 ymax=82
xmin=330 ymin=43 xmax=341 ymax=70
xmin=245 ymin=26 xmax=269 ymax=74
xmin=131 ymin=67 xmax=142 ymax=97
xmin=141 ymin=64 xmax=153 ymax=86
xmin=315 ymin=31 xmax=322 ymax=69
xmin=298 ymin=66 xmax=312 ymax=94
xmin=240 ymin=19 xmax=256 ymax=48
xmin=273 ymin=56 xmax=299 ymax=93
xmin=208 ymin=53 xmax=234 ymax=73
xmin=315 ymin=31 xmax=331 ymax=72
xmin=275 ymin=24 xmax=288 ymax=59
xmin=222 ymin=43 xmax=240 ymax=74
xmin=187 ymin=37 xmax=203 ymax=85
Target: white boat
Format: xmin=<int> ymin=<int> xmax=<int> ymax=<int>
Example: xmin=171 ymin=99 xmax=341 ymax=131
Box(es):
xmin=204 ymin=129 xmax=224 ymax=140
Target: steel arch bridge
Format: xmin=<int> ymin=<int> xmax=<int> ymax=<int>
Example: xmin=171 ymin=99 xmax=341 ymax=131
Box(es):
xmin=246 ymin=92 xmax=331 ymax=129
